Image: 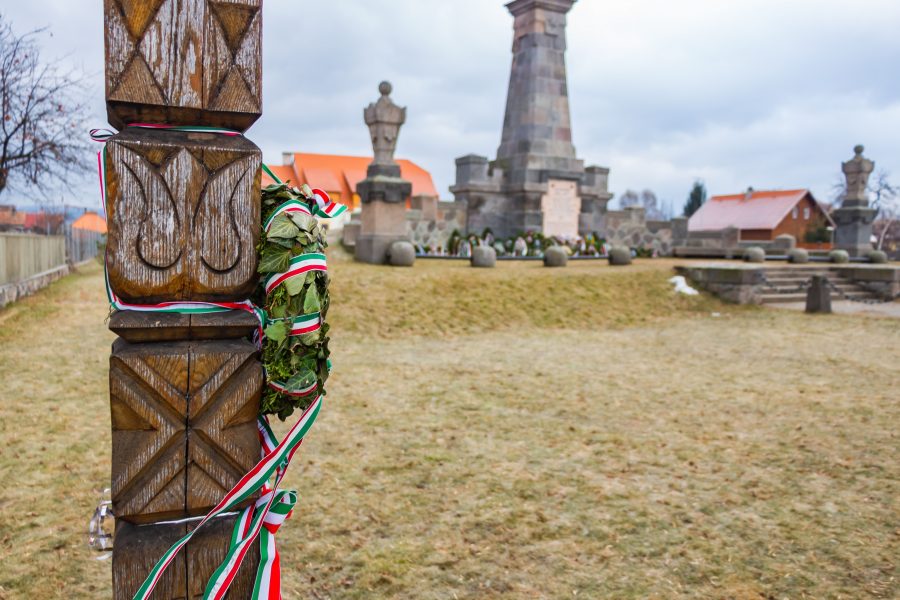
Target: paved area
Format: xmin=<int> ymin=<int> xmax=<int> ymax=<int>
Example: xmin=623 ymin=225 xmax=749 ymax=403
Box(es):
xmin=768 ymin=299 xmax=900 ymax=318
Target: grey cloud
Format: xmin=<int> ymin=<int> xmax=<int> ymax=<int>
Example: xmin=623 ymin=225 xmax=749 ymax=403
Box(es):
xmin=2 ymin=0 xmax=898 ymax=211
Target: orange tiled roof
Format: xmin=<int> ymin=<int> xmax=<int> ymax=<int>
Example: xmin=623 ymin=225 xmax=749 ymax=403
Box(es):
xmin=72 ymin=211 xmax=108 ymax=234
xmin=261 ymin=153 xmax=439 ymax=206
xmin=0 ymin=205 xmax=26 ymax=228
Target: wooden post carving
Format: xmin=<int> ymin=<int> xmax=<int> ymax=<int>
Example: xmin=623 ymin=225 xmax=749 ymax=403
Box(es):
xmin=104 ymin=0 xmax=262 ymax=131
xmin=103 ymin=1 xmax=264 ymax=597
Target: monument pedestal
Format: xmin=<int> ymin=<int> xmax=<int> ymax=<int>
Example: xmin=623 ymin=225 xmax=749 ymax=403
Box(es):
xmin=355 ymin=170 xmax=412 ymax=264
xmin=833 ymin=206 xmax=876 ymax=257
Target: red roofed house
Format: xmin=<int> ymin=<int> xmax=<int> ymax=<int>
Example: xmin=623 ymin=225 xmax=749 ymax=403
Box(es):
xmin=689 ymin=189 xmax=834 ymax=249
xmin=261 ymin=152 xmax=439 ymax=212
xmin=71 ymin=211 xmax=108 ymax=234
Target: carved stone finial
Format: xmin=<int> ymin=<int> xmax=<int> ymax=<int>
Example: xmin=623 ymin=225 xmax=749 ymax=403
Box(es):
xmin=842 ymin=144 xmax=875 ymax=206
xmin=364 ymin=81 xmax=406 ymax=167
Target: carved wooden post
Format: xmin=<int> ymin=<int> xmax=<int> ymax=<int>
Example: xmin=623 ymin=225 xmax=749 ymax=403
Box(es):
xmin=103 ymin=1 xmax=264 ymax=597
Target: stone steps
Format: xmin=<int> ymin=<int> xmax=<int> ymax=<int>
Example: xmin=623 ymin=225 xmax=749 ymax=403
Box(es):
xmin=758 ymin=267 xmax=878 ymax=305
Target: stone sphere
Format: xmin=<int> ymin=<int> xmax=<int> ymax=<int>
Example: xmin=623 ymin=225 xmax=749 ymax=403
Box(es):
xmin=854 ymin=144 xmax=865 ymax=156
xmin=379 ymin=81 xmax=392 ymax=96
xmin=471 ymin=246 xmax=497 ymax=268
xmin=607 ymin=246 xmax=632 ymax=266
xmin=867 ymin=250 xmax=888 ymax=264
xmin=743 ymin=247 xmax=766 ymax=263
xmin=774 ymin=234 xmax=797 ymax=250
xmin=388 ymin=241 xmax=415 ymax=267
xmin=829 ymin=249 xmax=850 ymax=264
xmin=543 ymin=246 xmax=568 ymax=268
xmin=787 ymin=248 xmax=809 ymax=264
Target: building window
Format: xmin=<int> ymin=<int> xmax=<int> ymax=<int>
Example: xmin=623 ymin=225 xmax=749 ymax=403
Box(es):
xmin=792 ymin=207 xmax=798 ymax=219
xmin=803 ymin=207 xmax=810 ymax=220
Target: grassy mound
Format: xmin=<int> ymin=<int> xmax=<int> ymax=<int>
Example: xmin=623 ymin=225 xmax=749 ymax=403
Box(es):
xmin=328 ymin=254 xmax=730 ymax=337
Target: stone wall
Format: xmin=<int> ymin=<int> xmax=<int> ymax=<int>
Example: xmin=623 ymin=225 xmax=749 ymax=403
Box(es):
xmin=676 ymin=265 xmax=766 ymax=304
xmin=0 ymin=264 xmax=71 ymax=308
xmin=602 ymin=207 xmax=687 ymax=255
xmin=406 ymin=195 xmax=467 ymax=250
xmin=837 ymin=266 xmax=900 ymax=300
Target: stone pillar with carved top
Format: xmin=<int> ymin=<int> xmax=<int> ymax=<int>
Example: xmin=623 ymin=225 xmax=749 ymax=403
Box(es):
xmin=355 ymin=81 xmax=413 ymax=264
xmin=103 ymin=0 xmax=264 ymax=597
xmin=833 ymin=145 xmax=877 ymax=257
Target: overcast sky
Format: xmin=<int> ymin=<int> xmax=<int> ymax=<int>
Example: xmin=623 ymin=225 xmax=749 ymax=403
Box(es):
xmin=3 ymin=0 xmax=899 ymax=210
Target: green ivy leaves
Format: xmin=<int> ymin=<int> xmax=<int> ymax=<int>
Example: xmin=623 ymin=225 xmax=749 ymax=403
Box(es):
xmin=255 ymin=183 xmax=333 ymax=420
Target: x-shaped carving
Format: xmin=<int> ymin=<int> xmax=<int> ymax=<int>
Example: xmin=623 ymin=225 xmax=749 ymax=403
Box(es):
xmin=110 ymin=345 xmax=189 ymax=520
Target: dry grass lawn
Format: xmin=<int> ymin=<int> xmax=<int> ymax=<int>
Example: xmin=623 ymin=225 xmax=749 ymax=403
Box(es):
xmin=0 ymin=256 xmax=897 ymax=599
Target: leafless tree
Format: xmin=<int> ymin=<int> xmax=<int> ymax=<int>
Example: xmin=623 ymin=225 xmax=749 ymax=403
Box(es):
xmin=833 ymin=168 xmax=899 ymax=251
xmin=619 ymin=188 xmax=667 ymax=219
xmin=869 ymin=171 xmax=899 ymax=251
xmin=0 ymin=15 xmax=91 ymax=198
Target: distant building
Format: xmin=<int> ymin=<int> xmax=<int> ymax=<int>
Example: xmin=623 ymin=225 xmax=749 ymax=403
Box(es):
xmin=0 ymin=205 xmax=65 ymax=234
xmin=261 ymin=152 xmax=439 ymax=211
xmin=688 ymin=189 xmax=834 ymax=249
xmin=71 ymin=211 xmax=107 ymax=234
xmin=0 ymin=205 xmax=26 ymax=231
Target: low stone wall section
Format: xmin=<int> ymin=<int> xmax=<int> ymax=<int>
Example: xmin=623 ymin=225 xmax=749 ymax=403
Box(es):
xmin=0 ymin=264 xmax=71 ymax=308
xmin=407 ymin=196 xmax=467 ymax=250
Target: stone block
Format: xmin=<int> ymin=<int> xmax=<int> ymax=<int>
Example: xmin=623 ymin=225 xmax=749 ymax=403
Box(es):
xmin=743 ymin=247 xmax=766 ymax=263
xmin=608 ymin=246 xmax=632 ymax=266
xmin=787 ymin=248 xmax=809 ymax=264
xmin=773 ymin=234 xmax=797 ymax=250
xmin=471 ymin=246 xmax=497 ymax=268
xmin=543 ymin=246 xmax=568 ymax=267
xmin=829 ymin=249 xmax=850 ymax=264
xmin=388 ymin=241 xmax=416 ymax=267
xmin=342 ymin=221 xmax=361 ymax=248
xmin=104 ymin=0 xmax=262 ymax=131
xmin=805 ymin=276 xmax=832 ymax=314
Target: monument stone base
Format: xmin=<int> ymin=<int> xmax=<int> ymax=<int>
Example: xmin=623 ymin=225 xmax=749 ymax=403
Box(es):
xmin=833 ymin=206 xmax=876 ymax=257
xmin=355 ymin=174 xmax=412 ymax=264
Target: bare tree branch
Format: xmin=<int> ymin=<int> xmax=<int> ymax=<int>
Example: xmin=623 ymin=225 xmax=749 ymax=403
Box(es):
xmin=0 ymin=15 xmax=92 ymax=198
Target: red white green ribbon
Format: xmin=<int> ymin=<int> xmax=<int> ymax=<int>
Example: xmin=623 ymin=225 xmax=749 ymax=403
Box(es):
xmin=288 ymin=312 xmax=321 ymax=336
xmin=267 ymin=378 xmax=318 ymax=399
xmin=132 ymin=395 xmax=322 ymax=600
xmin=262 ymin=164 xmax=348 ymax=220
xmin=263 ymin=253 xmax=328 ymax=295
xmin=311 ymin=188 xmax=348 ymax=218
xmin=263 ymin=199 xmax=312 ymax=232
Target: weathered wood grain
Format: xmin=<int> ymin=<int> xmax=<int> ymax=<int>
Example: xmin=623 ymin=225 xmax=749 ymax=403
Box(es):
xmin=109 ymin=310 xmax=260 ymax=343
xmin=110 ymin=337 xmax=261 ymax=523
xmin=104 ymin=0 xmax=262 ymax=131
xmin=104 ymin=128 xmax=261 ymax=304
xmin=113 ymin=516 xmax=260 ymax=599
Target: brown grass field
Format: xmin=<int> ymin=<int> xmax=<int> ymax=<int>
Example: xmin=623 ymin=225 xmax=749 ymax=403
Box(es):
xmin=0 ymin=256 xmax=897 ymax=599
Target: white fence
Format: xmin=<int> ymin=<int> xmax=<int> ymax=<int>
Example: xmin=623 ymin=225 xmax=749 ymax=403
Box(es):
xmin=0 ymin=233 xmax=67 ymax=286
xmin=65 ymin=226 xmax=104 ymax=265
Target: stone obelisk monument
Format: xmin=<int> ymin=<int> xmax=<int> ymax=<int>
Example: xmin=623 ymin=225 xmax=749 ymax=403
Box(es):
xmin=452 ymin=0 xmax=611 ymax=239
xmin=833 ymin=145 xmax=877 ymax=256
xmin=103 ymin=1 xmax=263 ymax=596
xmin=355 ymin=81 xmax=413 ymax=264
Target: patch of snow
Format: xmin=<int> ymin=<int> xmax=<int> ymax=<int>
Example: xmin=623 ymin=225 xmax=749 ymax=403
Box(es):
xmin=669 ymin=275 xmax=699 ymax=296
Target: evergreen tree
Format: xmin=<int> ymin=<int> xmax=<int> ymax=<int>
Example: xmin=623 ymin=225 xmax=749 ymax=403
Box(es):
xmin=683 ymin=181 xmax=707 ymax=217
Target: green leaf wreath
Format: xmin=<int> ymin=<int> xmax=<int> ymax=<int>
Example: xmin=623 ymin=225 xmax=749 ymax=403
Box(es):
xmin=256 ymin=183 xmax=332 ymax=420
